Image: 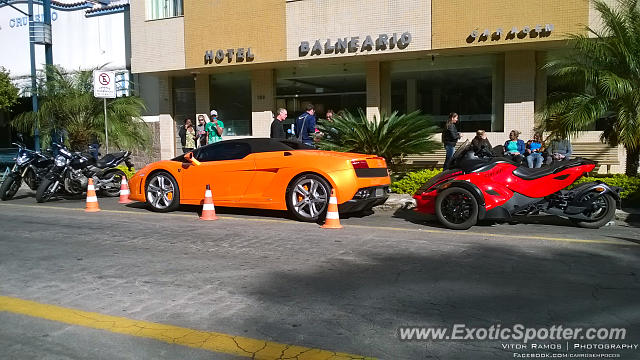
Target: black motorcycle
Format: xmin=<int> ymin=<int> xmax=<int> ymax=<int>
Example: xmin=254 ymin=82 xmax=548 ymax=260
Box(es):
xmin=36 ymin=142 xmax=134 ymax=203
xmin=0 ymin=139 xmax=54 ymax=201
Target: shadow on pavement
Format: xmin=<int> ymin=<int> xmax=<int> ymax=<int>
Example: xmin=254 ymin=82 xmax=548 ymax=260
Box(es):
xmin=238 ymin=243 xmax=640 ymax=359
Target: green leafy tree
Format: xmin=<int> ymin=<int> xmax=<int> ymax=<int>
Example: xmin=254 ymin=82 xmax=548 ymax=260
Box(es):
xmin=317 ymin=109 xmax=439 ymax=167
xmin=12 ymin=65 xmax=151 ymax=151
xmin=0 ymin=67 xmax=19 ymax=112
xmin=538 ymin=0 xmax=640 ymax=176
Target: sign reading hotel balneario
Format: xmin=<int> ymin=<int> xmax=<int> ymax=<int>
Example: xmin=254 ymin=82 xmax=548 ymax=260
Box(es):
xmin=298 ymin=32 xmax=412 ymax=57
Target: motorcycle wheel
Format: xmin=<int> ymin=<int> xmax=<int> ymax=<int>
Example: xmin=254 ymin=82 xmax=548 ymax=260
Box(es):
xmin=571 ymin=193 xmax=616 ymax=229
xmin=435 ymin=187 xmax=479 ymax=230
xmin=23 ymin=168 xmax=37 ymax=190
xmin=99 ymin=169 xmax=126 ymax=197
xmin=36 ymin=178 xmax=60 ymax=203
xmin=0 ymin=174 xmax=21 ymax=201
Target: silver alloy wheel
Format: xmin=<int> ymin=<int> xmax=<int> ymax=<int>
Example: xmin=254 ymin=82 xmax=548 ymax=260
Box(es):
xmin=290 ymin=177 xmax=329 ymax=220
xmin=147 ymin=174 xmax=175 ymax=210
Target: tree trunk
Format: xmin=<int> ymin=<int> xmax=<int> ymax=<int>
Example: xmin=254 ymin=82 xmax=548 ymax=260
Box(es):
xmin=626 ymin=146 xmax=639 ymax=177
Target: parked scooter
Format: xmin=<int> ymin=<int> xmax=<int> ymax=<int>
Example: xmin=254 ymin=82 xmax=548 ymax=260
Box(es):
xmin=0 ymin=135 xmax=54 ymax=201
xmin=36 ymin=142 xmax=134 ymax=203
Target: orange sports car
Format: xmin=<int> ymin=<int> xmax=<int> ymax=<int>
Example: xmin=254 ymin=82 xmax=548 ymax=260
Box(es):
xmin=128 ymin=138 xmax=391 ymax=221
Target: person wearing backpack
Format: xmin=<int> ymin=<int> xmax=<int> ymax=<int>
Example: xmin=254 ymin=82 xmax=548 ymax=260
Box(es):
xmin=294 ymin=103 xmax=316 ymax=147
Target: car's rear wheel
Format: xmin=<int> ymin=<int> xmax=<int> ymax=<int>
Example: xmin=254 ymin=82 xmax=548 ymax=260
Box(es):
xmin=145 ymin=171 xmax=180 ymax=212
xmin=571 ymin=193 xmax=616 ymax=229
xmin=435 ymin=187 xmax=479 ymax=230
xmin=286 ymin=174 xmax=330 ymax=222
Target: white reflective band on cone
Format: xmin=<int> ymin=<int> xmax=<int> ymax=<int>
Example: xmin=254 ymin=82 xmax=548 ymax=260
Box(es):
xmin=86 ymin=196 xmax=98 ymax=202
xmin=326 ymin=212 xmax=339 ymax=219
xmin=205 ymin=190 xmax=212 ymax=197
xmin=203 ymin=204 xmax=215 ymax=211
xmin=120 ymin=189 xmax=130 ymax=195
xmin=87 ymin=185 xmax=95 ymax=191
xmin=329 ymin=197 xmax=338 ymax=204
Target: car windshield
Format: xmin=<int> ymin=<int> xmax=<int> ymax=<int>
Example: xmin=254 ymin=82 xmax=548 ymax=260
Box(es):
xmin=450 ymin=140 xmax=471 ymax=164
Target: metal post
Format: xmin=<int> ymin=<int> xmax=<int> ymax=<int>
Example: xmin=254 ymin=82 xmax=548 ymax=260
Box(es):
xmin=104 ymin=98 xmax=108 ymax=153
xmin=27 ymin=0 xmax=39 ymax=152
xmin=42 ymin=0 xmax=52 ymax=66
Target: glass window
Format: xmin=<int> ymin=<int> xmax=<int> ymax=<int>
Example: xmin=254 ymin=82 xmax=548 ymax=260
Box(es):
xmin=146 ymin=0 xmax=183 ymax=20
xmin=390 ymin=55 xmax=503 ymax=132
xmin=210 ymin=72 xmax=252 ymax=136
xmin=195 ymin=142 xmax=251 ymax=162
xmin=276 ymin=63 xmax=366 ymax=125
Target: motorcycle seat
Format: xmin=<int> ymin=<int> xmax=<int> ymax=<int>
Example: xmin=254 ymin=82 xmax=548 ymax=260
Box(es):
xmin=511 ymin=159 xmax=592 ymax=180
xmin=96 ymin=151 xmax=127 ymax=168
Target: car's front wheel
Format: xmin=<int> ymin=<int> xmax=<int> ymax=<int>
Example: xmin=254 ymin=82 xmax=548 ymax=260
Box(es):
xmin=145 ymin=171 xmax=180 ymax=212
xmin=286 ymin=174 xmax=330 ymax=222
xmin=435 ymin=187 xmax=479 ymax=230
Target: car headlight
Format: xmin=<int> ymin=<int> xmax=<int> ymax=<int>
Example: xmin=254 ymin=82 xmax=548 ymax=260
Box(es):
xmin=15 ymin=153 xmax=30 ymax=166
xmin=54 ymin=155 xmax=68 ymax=167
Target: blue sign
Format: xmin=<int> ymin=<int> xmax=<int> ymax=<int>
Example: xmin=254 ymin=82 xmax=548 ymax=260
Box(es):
xmin=9 ymin=11 xmax=58 ymax=28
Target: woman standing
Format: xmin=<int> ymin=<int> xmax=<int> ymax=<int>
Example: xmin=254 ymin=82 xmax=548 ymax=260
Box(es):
xmin=182 ymin=118 xmax=196 ymax=154
xmin=442 ymin=112 xmax=462 ymax=170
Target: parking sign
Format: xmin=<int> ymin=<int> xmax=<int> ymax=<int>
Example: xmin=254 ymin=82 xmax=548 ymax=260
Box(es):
xmin=93 ymin=70 xmax=116 ymax=98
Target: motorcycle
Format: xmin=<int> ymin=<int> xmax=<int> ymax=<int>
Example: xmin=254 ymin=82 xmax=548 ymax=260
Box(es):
xmin=0 ymin=137 xmax=54 ymax=201
xmin=36 ymin=142 xmax=134 ymax=203
xmin=413 ymin=140 xmax=621 ymax=230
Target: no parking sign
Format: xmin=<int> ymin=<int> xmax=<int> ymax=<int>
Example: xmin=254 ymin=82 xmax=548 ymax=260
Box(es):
xmin=93 ymin=70 xmax=116 ymax=98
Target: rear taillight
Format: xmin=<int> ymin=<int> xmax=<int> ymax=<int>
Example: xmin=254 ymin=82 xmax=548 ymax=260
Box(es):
xmin=351 ymin=160 xmax=369 ymax=169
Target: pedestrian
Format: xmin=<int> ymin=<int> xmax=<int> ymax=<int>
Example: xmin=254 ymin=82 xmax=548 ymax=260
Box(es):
xmin=270 ymin=108 xmax=288 ymax=139
xmin=503 ymin=130 xmax=525 ymax=165
xmin=294 ymin=103 xmax=317 ymax=147
xmin=205 ymin=110 xmax=224 ymax=144
xmin=471 ymin=129 xmax=492 ymax=157
xmin=442 ymin=112 xmax=461 ymax=170
xmin=546 ymin=136 xmax=572 ymax=164
xmin=180 ymin=118 xmax=196 ymax=154
xmin=195 ymin=114 xmax=208 ymax=147
xmin=525 ymin=132 xmax=544 ymax=168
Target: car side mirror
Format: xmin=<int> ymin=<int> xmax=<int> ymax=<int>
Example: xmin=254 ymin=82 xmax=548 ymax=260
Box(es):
xmin=184 ymin=152 xmax=201 ymax=166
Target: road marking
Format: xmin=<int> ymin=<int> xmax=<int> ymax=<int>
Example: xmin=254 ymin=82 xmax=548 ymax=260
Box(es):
xmin=0 ymin=202 xmax=636 ymax=246
xmin=0 ymin=295 xmax=373 ymax=360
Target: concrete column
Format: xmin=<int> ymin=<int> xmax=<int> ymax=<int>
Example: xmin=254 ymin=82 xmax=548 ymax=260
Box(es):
xmin=534 ymin=51 xmax=548 ymax=130
xmin=406 ymin=79 xmax=417 ymax=113
xmin=195 ymin=74 xmax=210 ymax=115
xmin=504 ymin=51 xmax=536 ymax=140
xmin=157 ymin=76 xmax=175 ymax=160
xmin=251 ymin=69 xmax=276 ymax=137
xmin=366 ymin=61 xmax=380 ymax=121
xmin=492 ymin=54 xmax=505 ymax=132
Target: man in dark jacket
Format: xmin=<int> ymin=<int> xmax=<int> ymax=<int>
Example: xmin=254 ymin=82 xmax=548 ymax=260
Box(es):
xmin=295 ymin=103 xmax=316 ymax=147
xmin=270 ymin=108 xmax=288 ymax=139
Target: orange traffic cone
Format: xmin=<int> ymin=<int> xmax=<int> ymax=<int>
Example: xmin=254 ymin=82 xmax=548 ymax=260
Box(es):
xmin=85 ymin=178 xmax=101 ymax=212
xmin=119 ymin=177 xmax=132 ymax=204
xmin=321 ymin=188 xmax=343 ymax=229
xmin=200 ymin=184 xmax=219 ymax=221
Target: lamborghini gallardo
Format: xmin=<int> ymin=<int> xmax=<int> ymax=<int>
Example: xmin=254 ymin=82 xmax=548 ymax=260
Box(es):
xmin=128 ymin=138 xmax=391 ymax=221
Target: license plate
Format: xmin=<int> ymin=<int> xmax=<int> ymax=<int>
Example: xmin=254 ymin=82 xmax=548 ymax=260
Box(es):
xmin=375 ymin=188 xmax=383 ymax=197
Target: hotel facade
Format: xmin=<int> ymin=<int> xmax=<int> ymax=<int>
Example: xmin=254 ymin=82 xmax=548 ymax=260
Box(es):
xmin=130 ymin=0 xmax=625 ymax=172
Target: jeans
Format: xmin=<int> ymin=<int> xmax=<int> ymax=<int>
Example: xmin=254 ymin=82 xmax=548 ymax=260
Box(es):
xmin=527 ymin=152 xmax=543 ymax=168
xmin=444 ymin=144 xmax=455 ymax=170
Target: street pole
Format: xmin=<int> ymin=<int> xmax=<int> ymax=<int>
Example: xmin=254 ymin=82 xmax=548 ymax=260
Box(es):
xmin=104 ymin=98 xmax=108 ymax=153
xmin=43 ymin=0 xmax=53 ymax=67
xmin=27 ymin=0 xmax=39 ymax=152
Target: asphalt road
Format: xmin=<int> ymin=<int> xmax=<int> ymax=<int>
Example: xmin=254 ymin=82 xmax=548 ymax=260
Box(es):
xmin=0 ymin=189 xmax=639 ymax=360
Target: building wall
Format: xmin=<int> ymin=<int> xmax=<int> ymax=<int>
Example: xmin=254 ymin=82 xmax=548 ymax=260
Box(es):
xmin=286 ymin=0 xmax=431 ymax=61
xmin=130 ymin=0 xmax=185 ymax=73
xmin=184 ymin=0 xmax=286 ymax=69
xmin=432 ymin=0 xmax=589 ymax=49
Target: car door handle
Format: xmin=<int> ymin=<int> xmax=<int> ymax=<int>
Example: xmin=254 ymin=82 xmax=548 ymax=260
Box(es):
xmin=284 ymin=152 xmax=292 ymax=156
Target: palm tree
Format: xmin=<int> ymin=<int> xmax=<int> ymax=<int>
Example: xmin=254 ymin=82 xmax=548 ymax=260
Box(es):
xmin=317 ymin=109 xmax=439 ymax=168
xmin=538 ymin=0 xmax=640 ymax=176
xmin=12 ymin=65 xmax=151 ymax=152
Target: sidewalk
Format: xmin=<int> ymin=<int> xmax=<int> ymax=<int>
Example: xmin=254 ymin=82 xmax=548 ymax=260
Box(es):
xmin=375 ymin=194 xmax=640 ymax=227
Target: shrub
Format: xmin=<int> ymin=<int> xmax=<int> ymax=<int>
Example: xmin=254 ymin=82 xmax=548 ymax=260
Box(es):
xmin=573 ymin=174 xmax=640 ymax=200
xmin=116 ymin=165 xmax=136 ymax=180
xmin=391 ymin=169 xmax=443 ymax=194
